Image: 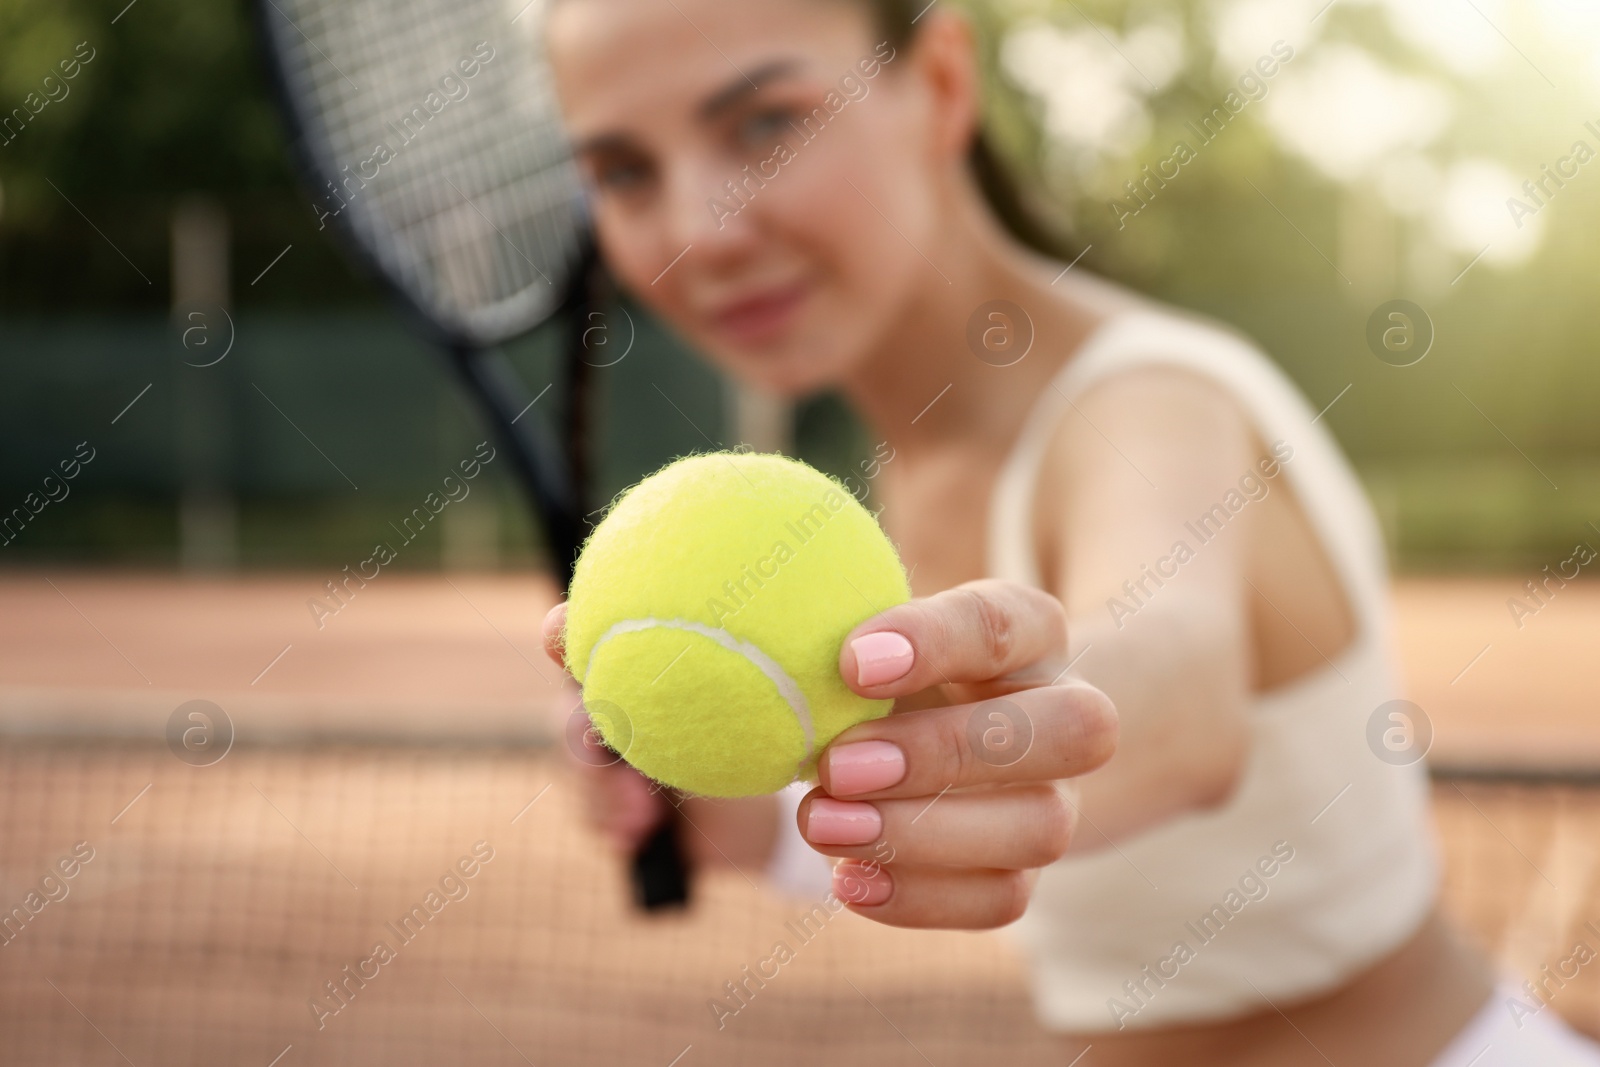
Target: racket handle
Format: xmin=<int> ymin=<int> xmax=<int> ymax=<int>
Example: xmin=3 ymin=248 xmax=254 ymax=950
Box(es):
xmin=556 ymin=250 xmax=692 ymax=912
xmin=631 ymin=812 xmax=690 ymax=910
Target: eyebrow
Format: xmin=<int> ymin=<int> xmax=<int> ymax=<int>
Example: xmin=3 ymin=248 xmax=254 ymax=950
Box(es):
xmin=697 ymin=58 xmax=805 ymax=121
xmin=569 ymin=58 xmax=807 ymax=159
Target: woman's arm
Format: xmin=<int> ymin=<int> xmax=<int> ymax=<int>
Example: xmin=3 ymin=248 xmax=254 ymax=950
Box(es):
xmin=1039 ymin=366 xmax=1260 ymax=847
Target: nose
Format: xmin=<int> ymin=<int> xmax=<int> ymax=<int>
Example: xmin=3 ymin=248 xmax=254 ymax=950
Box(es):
xmin=659 ymin=154 xmax=764 ymax=268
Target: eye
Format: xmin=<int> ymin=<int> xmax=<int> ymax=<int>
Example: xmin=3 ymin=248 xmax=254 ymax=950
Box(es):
xmin=584 ymin=154 xmax=655 ymax=196
xmin=734 ymin=108 xmax=792 ymax=149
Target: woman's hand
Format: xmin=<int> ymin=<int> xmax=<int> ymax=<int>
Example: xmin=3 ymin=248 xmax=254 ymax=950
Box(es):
xmin=543 ymin=604 xmax=672 ymax=853
xmin=801 ymin=579 xmax=1118 ymax=929
xmin=544 ymin=603 xmax=781 ymax=870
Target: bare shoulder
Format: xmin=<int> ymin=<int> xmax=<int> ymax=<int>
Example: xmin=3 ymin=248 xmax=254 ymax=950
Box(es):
xmin=1038 ymin=282 xmax=1271 ymax=483
xmin=1045 ymin=359 xmax=1260 ymax=500
xmin=1023 ymin=300 xmax=1273 ymax=600
xmin=1029 ymin=296 xmax=1360 ymax=687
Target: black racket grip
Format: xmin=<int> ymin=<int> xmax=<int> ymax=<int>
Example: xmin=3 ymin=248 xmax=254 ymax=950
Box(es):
xmin=554 ymin=251 xmax=691 ymax=912
xmin=632 ymin=812 xmax=690 ymax=910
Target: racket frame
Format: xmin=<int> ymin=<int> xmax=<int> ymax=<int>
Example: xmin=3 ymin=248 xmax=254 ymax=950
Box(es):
xmin=249 ymin=0 xmax=690 ymax=908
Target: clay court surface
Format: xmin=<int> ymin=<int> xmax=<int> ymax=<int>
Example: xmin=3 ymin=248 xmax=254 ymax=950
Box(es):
xmin=1 ymin=571 xmax=1597 ymax=1064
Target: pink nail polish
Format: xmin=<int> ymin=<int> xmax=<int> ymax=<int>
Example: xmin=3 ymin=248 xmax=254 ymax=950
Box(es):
xmin=851 ymin=631 xmax=914 ymax=686
xmin=806 ymin=798 xmax=883 ymax=845
xmin=826 ymin=740 xmax=905 ymax=796
xmin=833 ymin=862 xmax=893 ymax=906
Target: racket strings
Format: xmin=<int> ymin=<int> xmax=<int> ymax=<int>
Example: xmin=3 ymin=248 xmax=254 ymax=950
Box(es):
xmin=265 ymin=0 xmax=582 ymax=345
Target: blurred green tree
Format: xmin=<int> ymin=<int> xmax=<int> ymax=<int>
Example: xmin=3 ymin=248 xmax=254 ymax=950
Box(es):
xmin=0 ymin=0 xmax=368 ymax=309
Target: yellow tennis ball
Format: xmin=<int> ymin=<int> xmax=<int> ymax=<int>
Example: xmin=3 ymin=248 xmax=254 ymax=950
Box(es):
xmin=563 ymin=451 xmax=910 ymax=798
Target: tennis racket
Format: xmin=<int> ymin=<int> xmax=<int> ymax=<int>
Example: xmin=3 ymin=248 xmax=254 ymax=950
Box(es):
xmin=252 ymin=0 xmax=690 ymax=910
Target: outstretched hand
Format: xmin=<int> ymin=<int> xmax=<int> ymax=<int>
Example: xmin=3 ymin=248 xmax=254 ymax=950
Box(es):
xmin=804 ymin=579 xmax=1118 ymax=929
xmin=542 ymin=577 xmax=1118 ymax=926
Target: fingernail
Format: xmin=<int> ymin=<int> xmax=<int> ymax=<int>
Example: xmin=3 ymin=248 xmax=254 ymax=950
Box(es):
xmin=851 ymin=631 xmax=914 ymax=686
xmin=826 ymin=740 xmax=905 ymax=796
xmin=806 ymin=798 xmax=883 ymax=845
xmin=833 ymin=861 xmax=893 ymax=906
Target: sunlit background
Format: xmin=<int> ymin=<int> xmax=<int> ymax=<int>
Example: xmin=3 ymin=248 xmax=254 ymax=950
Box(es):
xmin=3 ymin=0 xmax=1598 ymax=568
xmin=982 ymin=0 xmax=1600 ymax=568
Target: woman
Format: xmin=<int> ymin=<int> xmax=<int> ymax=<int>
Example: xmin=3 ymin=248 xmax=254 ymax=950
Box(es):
xmin=536 ymin=0 xmax=1600 ymax=1063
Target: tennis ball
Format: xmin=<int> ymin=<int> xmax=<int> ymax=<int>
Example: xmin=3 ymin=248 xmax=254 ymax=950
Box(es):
xmin=563 ymin=451 xmax=910 ymax=798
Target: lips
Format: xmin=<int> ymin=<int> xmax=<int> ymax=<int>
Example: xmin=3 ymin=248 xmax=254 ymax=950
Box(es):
xmin=706 ymin=279 xmax=811 ymax=345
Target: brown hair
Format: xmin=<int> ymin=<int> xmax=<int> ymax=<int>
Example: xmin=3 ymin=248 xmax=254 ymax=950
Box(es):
xmin=853 ymin=0 xmax=1073 ymax=260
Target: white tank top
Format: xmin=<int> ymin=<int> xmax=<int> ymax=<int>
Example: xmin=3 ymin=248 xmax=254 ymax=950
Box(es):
xmin=988 ymin=306 xmax=1439 ymax=1032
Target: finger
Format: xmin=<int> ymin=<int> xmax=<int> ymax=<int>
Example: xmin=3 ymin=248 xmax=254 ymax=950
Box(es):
xmin=817 ymin=681 xmax=1117 ymax=799
xmin=563 ymin=697 xmax=628 ymax=768
xmin=839 ymin=579 xmax=1067 ymax=698
xmin=562 ymin=728 xmax=668 ymax=851
xmin=831 ymin=861 xmax=1038 ymax=930
xmin=592 ymin=763 xmax=667 ymax=851
xmin=798 ymin=783 xmax=1075 ymax=869
xmin=542 ymin=602 xmax=568 ymax=669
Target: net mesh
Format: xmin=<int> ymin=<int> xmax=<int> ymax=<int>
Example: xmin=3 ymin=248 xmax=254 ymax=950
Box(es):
xmin=3 ymin=741 xmax=1600 ymax=1065
xmin=0 ymin=742 xmax=1064 ymax=1066
xmin=263 ymin=0 xmax=583 ymax=345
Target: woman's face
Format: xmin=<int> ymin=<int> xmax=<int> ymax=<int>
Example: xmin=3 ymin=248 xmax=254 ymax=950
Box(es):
xmin=547 ymin=0 xmax=951 ymax=396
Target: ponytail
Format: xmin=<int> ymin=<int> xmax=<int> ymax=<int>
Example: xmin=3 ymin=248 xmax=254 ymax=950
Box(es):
xmin=848 ymin=0 xmax=1075 ymax=260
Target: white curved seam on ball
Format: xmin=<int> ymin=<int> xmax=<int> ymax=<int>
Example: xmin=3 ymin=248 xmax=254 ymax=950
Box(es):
xmin=585 ymin=617 xmax=816 ymax=761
